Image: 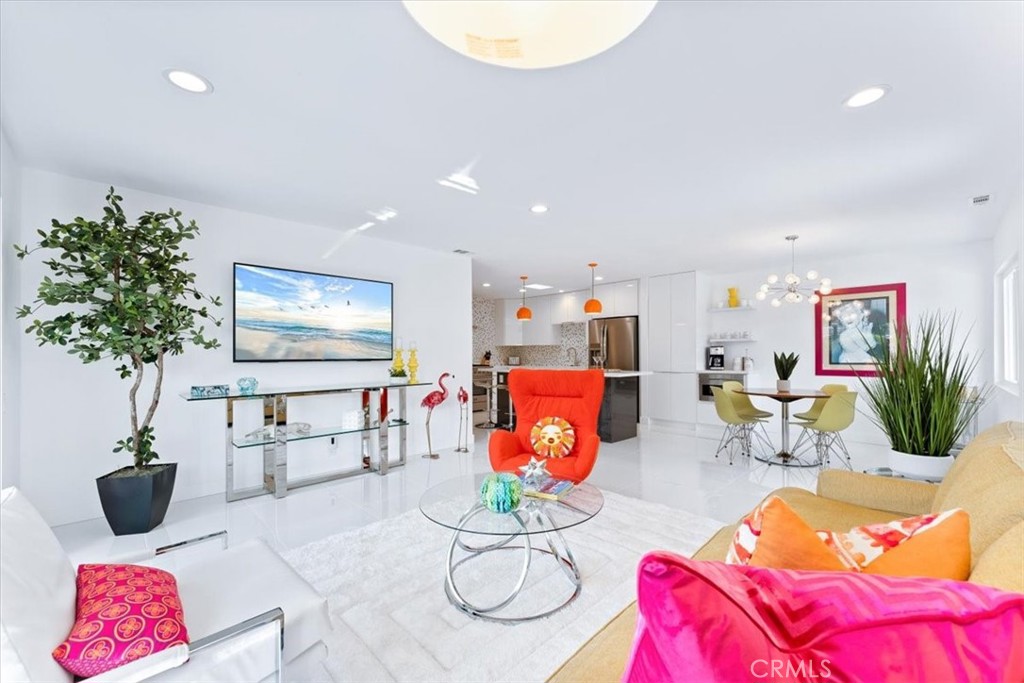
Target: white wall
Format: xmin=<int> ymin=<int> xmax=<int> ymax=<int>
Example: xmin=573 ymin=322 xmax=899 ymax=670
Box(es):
xmin=13 ymin=169 xmax=472 ymax=526
xmin=691 ymin=240 xmax=995 ymax=445
xmin=991 ymin=184 xmax=1024 ymax=423
xmin=0 ymin=129 xmax=23 ymax=489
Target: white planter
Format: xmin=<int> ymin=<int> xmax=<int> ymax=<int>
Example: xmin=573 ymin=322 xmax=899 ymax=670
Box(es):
xmin=887 ymin=449 xmax=954 ymax=480
xmin=389 ymin=377 xmax=409 ymax=384
xmin=776 ymin=379 xmax=791 ymax=392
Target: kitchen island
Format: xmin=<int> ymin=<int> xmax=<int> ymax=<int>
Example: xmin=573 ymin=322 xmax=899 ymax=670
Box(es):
xmin=485 ymin=366 xmax=650 ymax=442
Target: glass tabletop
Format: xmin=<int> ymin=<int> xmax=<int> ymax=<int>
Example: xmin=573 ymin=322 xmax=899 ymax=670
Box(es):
xmin=419 ymin=474 xmax=604 ymax=536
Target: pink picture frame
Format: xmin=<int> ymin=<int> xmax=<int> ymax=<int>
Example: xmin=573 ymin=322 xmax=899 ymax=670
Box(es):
xmin=814 ymin=283 xmax=907 ymax=377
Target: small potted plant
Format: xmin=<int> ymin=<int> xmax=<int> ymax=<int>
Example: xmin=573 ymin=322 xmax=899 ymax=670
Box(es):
xmin=15 ymin=188 xmax=221 ymax=535
xmin=389 ymin=367 xmax=409 ymax=383
xmin=774 ymin=352 xmax=798 ymax=392
xmin=857 ymin=312 xmax=987 ymax=479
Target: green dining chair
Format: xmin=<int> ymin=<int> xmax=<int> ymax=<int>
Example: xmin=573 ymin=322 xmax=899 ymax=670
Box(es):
xmin=711 ymin=387 xmax=762 ymax=465
xmin=799 ymin=391 xmax=857 ymax=469
xmin=722 ymin=380 xmax=774 ymax=452
xmin=793 ymin=383 xmax=847 ymax=422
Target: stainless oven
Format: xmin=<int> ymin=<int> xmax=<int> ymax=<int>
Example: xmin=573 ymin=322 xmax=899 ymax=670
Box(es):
xmin=698 ymin=372 xmax=744 ymax=402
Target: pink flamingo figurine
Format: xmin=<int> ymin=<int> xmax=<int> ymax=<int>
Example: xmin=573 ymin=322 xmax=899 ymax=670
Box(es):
xmin=421 ymin=372 xmax=451 ymax=459
xmin=455 ymin=386 xmax=470 ymax=453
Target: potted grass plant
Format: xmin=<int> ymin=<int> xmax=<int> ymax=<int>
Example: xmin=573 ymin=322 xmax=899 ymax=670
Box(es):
xmin=389 ymin=367 xmax=409 ymax=384
xmin=14 ymin=187 xmax=222 ymax=535
xmin=774 ymin=352 xmax=798 ymax=392
xmin=857 ymin=312 xmax=987 ymax=479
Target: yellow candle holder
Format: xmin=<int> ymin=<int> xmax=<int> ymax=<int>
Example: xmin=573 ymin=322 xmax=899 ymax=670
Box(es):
xmin=407 ymin=349 xmax=419 ymax=384
xmin=391 ymin=348 xmax=405 ymax=376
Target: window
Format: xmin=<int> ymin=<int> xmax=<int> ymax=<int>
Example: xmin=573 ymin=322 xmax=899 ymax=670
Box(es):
xmin=996 ymin=255 xmax=1022 ymax=393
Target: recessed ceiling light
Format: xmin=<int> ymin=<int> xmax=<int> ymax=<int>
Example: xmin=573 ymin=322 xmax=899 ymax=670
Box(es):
xmin=164 ymin=68 xmax=213 ymax=94
xmin=594 ymin=276 xmax=604 ymax=281
xmin=524 ymin=283 xmax=553 ymax=290
xmin=558 ymin=289 xmax=565 ymax=293
xmin=530 ymin=204 xmax=549 ymax=214
xmin=482 ymin=283 xmax=491 ymax=287
xmin=843 ymin=85 xmax=890 ymax=108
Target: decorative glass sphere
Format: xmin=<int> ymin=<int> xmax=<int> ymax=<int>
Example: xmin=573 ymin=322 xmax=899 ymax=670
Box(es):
xmin=809 ymin=294 xmax=821 ymax=304
xmin=784 ymin=273 xmax=799 ymax=285
xmin=767 ymin=274 xmax=779 ymax=284
xmin=771 ymin=298 xmax=782 ymax=308
xmin=819 ymin=285 xmax=833 ymax=295
xmin=792 ymin=292 xmax=804 ymax=303
xmin=759 ymin=283 xmax=770 ymax=293
xmin=806 ymin=270 xmax=819 ymax=281
xmin=480 ymin=473 xmax=522 ymax=514
xmin=755 ymin=291 xmax=767 ymax=301
xmin=820 ymin=278 xmax=832 ymax=287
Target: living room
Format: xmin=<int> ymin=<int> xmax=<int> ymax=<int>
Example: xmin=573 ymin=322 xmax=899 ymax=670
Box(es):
xmin=1 ymin=2 xmax=1022 ymax=682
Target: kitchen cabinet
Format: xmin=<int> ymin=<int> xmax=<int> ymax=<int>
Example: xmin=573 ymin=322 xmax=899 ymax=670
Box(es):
xmin=591 ymin=280 xmax=638 ymax=317
xmin=553 ymin=290 xmax=587 ymax=324
xmin=521 ymin=295 xmax=557 ymax=345
xmin=647 ymin=372 xmax=697 ymax=424
xmin=648 ymin=272 xmax=696 ymax=372
xmin=495 ymin=299 xmax=523 ymax=346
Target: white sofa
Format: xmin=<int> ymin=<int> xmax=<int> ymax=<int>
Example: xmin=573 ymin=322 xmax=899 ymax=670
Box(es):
xmin=0 ymin=487 xmax=332 ymax=682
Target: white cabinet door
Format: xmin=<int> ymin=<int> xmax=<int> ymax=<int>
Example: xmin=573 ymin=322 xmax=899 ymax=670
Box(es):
xmin=552 ymin=291 xmax=583 ymax=324
xmin=669 ymin=373 xmax=697 ymax=423
xmin=496 ymin=299 xmax=522 ymax=346
xmin=648 ymin=275 xmax=671 ymax=372
xmin=648 ymin=373 xmax=674 ymax=421
xmin=522 ymin=296 xmax=556 ymax=345
xmin=566 ymin=290 xmax=587 ymax=323
xmin=670 ymin=272 xmax=697 ymax=371
xmin=592 ymin=283 xmax=615 ymax=317
xmin=614 ymin=281 xmax=639 ymax=317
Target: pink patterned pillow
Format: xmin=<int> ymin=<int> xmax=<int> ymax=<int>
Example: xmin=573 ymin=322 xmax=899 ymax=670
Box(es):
xmin=624 ymin=552 xmax=1024 ymax=683
xmin=52 ymin=564 xmax=189 ymax=678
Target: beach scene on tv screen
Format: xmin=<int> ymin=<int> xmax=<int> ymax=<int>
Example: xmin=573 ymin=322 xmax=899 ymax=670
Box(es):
xmin=235 ymin=264 xmax=392 ymax=361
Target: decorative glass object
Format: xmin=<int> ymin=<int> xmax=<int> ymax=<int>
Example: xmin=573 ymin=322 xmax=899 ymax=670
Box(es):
xmin=237 ymin=377 xmax=258 ymax=395
xmin=479 ymin=473 xmax=523 ymax=514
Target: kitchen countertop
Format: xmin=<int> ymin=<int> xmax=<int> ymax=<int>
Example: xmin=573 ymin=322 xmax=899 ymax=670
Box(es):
xmin=484 ymin=365 xmax=652 ymax=378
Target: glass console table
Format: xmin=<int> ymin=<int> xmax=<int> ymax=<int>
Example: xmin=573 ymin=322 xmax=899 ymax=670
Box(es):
xmin=181 ymin=381 xmax=430 ymax=502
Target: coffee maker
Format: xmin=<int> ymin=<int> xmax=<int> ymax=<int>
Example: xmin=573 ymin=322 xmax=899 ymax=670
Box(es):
xmin=706 ymin=345 xmax=726 ymax=370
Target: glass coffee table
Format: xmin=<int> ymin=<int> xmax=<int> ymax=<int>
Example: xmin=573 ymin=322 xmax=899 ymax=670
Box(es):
xmin=419 ymin=474 xmax=604 ymax=623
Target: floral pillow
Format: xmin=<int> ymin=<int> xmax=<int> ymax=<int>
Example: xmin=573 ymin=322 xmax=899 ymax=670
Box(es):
xmin=726 ymin=495 xmax=971 ymax=580
xmin=52 ymin=564 xmax=189 ymax=678
xmin=530 ymin=416 xmax=576 ymax=458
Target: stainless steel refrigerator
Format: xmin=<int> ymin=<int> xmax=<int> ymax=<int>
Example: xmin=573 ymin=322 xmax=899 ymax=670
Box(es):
xmin=588 ymin=316 xmax=639 ymax=371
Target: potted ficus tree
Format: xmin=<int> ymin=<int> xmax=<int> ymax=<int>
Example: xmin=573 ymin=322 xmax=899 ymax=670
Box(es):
xmin=15 ymin=187 xmax=222 ymax=535
xmin=857 ymin=312 xmax=987 ymax=479
xmin=774 ymin=352 xmax=798 ymax=392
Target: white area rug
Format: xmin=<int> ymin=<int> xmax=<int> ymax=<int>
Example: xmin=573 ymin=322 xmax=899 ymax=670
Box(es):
xmin=283 ymin=492 xmax=723 ymax=682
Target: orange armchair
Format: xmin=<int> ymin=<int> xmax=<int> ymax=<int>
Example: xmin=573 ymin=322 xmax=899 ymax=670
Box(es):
xmin=488 ymin=369 xmax=605 ymax=482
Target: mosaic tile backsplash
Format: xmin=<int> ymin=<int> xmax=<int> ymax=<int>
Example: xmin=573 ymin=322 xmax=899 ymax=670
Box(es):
xmin=473 ymin=298 xmax=588 ymax=367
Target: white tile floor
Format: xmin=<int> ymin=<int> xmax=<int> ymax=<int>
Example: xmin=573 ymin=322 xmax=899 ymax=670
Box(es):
xmin=52 ymin=420 xmax=891 ymax=565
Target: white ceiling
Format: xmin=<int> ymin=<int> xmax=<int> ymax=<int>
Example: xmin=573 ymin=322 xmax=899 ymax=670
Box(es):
xmin=2 ymin=1 xmax=1022 ymax=299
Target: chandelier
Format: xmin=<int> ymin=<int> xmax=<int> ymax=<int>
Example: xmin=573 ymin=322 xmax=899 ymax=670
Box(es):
xmin=755 ymin=235 xmax=833 ymax=307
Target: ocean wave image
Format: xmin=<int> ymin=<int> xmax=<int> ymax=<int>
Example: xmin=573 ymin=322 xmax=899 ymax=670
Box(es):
xmin=234 ymin=264 xmax=393 ymax=361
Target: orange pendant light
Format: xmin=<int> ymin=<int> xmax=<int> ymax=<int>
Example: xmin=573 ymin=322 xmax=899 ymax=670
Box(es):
xmin=516 ymin=275 xmax=533 ymax=321
xmin=583 ymin=262 xmax=603 ymax=315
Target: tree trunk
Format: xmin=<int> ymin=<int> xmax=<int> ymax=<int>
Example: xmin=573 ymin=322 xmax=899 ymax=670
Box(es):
xmin=128 ymin=355 xmax=144 ymax=468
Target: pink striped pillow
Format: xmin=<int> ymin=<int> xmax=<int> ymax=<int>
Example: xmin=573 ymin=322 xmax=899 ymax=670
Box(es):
xmin=52 ymin=564 xmax=189 ymax=678
xmin=624 ymin=552 xmax=1024 ymax=683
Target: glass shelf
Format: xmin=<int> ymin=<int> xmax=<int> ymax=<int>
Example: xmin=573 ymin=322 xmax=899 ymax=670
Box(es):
xmin=708 ymin=305 xmax=756 ymax=313
xmin=233 ymin=419 xmax=410 ymax=449
xmin=707 ymin=338 xmax=757 ymax=343
xmin=181 ymin=381 xmax=431 ymax=402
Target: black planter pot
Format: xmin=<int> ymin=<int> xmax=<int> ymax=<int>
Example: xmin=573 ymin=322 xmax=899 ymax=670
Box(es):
xmin=96 ymin=463 xmax=177 ymax=536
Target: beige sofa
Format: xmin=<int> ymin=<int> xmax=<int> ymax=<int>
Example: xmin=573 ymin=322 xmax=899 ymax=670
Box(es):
xmin=549 ymin=421 xmax=1024 ymax=683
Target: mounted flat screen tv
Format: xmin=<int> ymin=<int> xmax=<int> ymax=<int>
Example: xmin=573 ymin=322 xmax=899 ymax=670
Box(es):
xmin=233 ymin=263 xmax=393 ymax=362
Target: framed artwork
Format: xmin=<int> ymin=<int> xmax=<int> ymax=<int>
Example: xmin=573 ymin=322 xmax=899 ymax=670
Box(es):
xmin=814 ymin=283 xmax=906 ymax=377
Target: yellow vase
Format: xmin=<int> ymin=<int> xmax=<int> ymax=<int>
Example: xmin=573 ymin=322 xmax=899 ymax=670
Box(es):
xmin=408 ymin=349 xmax=419 ymax=384
xmin=728 ymin=287 xmax=740 ymax=308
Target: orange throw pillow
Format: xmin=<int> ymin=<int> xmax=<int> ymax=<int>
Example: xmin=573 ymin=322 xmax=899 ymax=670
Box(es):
xmin=726 ymin=496 xmax=971 ymax=581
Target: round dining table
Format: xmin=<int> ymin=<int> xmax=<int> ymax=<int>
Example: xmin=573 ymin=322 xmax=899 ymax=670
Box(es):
xmin=737 ymin=387 xmax=829 ymax=467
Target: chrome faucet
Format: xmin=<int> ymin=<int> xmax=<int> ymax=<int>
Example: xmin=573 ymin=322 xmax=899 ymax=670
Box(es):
xmin=567 ymin=347 xmax=579 ymax=367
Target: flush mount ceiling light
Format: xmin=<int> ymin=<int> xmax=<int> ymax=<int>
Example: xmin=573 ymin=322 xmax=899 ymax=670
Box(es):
xmin=843 ymin=85 xmax=890 ymax=108
xmin=583 ymin=263 xmax=603 ymax=315
xmin=482 ymin=282 xmax=491 ymax=287
xmin=516 ymin=276 xmax=533 ymax=321
xmin=163 ymin=68 xmax=213 ymax=94
xmin=530 ymin=204 xmax=549 ymax=214
xmin=524 ymin=283 xmax=552 ymax=290
xmin=756 ymin=235 xmax=832 ymax=308
xmin=403 ymin=0 xmax=658 ymax=70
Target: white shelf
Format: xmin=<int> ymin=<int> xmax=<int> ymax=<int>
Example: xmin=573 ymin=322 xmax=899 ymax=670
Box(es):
xmin=708 ymin=305 xmax=756 ymax=313
xmin=707 ymin=338 xmax=757 ymax=343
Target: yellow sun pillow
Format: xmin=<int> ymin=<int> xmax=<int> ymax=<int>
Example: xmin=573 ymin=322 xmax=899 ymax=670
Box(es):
xmin=530 ymin=417 xmax=576 ymax=458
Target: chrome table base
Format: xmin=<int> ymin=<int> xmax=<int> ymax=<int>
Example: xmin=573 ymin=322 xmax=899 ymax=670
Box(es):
xmin=444 ymin=502 xmax=582 ymax=623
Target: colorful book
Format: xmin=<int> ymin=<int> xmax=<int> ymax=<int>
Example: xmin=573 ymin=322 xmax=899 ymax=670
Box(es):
xmin=523 ymin=477 xmax=575 ymax=501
